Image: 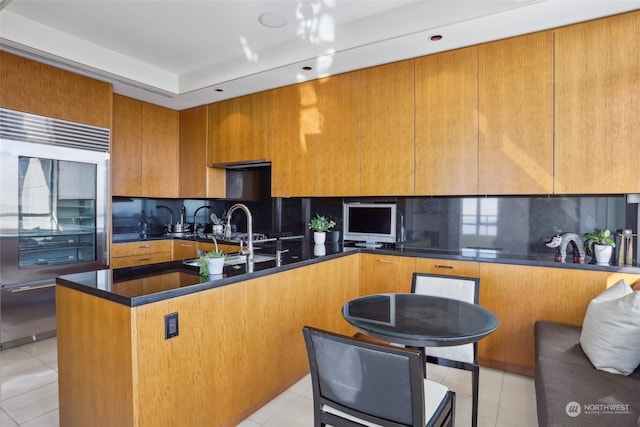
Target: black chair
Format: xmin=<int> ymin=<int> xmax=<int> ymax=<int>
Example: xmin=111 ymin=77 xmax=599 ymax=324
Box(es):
xmin=411 ymin=273 xmax=480 ymax=427
xmin=302 ymin=326 xmax=456 ymax=427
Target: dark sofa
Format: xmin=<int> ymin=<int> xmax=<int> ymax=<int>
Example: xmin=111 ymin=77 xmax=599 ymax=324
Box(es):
xmin=534 ymin=321 xmax=640 ymax=427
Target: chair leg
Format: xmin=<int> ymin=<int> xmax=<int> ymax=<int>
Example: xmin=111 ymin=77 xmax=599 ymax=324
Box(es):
xmin=471 ymin=364 xmax=480 ymax=427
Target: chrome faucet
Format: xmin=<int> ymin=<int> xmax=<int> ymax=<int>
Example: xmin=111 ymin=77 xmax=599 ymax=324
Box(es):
xmin=193 ymin=205 xmax=211 ymax=235
xmin=155 ymin=205 xmax=173 ymax=225
xmin=226 ymin=203 xmax=254 ymax=273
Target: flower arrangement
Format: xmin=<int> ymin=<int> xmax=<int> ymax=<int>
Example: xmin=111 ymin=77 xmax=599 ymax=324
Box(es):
xmin=308 ymin=214 xmax=336 ymax=232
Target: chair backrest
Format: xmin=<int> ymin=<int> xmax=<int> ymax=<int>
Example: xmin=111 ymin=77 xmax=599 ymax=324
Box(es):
xmin=302 ymin=326 xmax=425 ymax=427
xmin=411 ymin=273 xmax=480 ymax=364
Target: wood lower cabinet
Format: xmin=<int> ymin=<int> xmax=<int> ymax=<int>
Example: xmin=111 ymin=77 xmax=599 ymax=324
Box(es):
xmin=359 ymin=253 xmax=416 ymax=295
xmin=172 ymin=240 xmax=198 ymax=260
xmin=554 ymin=10 xmax=640 ymax=194
xmin=360 ymin=61 xmax=415 ymax=196
xmin=197 ymin=241 xmax=240 ymax=254
xmin=112 ymin=95 xmax=179 ymax=198
xmin=478 ymin=31 xmax=553 ymax=195
xmin=415 ymin=47 xmax=478 ymax=196
xmin=478 ymin=263 xmax=640 ymax=375
xmin=57 ymin=254 xmax=360 ymax=427
xmin=111 ymin=240 xmax=172 ymax=269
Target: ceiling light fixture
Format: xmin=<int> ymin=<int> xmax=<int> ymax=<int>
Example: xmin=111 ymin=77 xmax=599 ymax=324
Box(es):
xmin=302 ymin=66 xmax=313 ymax=70
xmin=430 ymin=35 xmax=443 ymax=41
xmin=259 ymin=12 xmax=288 ymax=28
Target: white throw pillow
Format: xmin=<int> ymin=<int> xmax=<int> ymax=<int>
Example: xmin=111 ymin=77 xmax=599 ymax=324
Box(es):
xmin=579 ymin=280 xmax=640 ymax=375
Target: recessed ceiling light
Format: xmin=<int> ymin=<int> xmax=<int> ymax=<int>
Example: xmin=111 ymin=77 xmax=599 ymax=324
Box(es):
xmin=302 ymin=66 xmax=313 ymax=71
xmin=259 ymin=12 xmax=287 ymax=28
xmin=215 ymin=88 xmax=223 ymax=92
xmin=430 ymin=35 xmax=443 ymax=41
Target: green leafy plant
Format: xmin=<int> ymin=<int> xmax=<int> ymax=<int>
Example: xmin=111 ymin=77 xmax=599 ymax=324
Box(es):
xmin=196 ymin=251 xmax=229 ymax=276
xmin=308 ymin=214 xmax=336 ymax=232
xmin=583 ymin=229 xmax=616 ymax=253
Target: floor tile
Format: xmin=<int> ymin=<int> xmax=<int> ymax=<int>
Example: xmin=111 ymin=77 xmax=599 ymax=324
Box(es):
xmin=264 ymin=394 xmax=314 ymax=427
xmin=245 ymin=390 xmax=298 ymax=425
xmin=1 ymin=408 xmax=19 ymax=427
xmin=0 ymin=364 xmax=57 ymax=401
xmin=502 ymin=372 xmax=536 ymax=398
xmin=20 ymin=409 xmax=58 ymax=427
xmin=497 ymin=390 xmax=539 ymax=427
xmin=1 ymin=382 xmax=58 ymax=425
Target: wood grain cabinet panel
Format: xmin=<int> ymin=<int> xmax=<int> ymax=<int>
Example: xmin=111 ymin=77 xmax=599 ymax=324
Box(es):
xmin=478 ymin=32 xmax=554 ymax=194
xmin=272 ymin=82 xmax=317 ymax=196
xmin=314 ymin=72 xmax=362 ymax=196
xmin=0 ymin=52 xmax=112 ymax=128
xmin=111 ymin=240 xmax=172 ymax=269
xmin=360 ymin=253 xmax=416 ymax=295
xmin=361 ymin=61 xmax=415 ymax=196
xmin=478 ymin=263 xmax=640 ymax=375
xmin=112 ymin=94 xmax=143 ymax=196
xmin=112 ymin=96 xmax=179 ymax=198
xmin=554 ymin=11 xmax=640 ymax=194
xmin=413 ymin=258 xmax=480 ymax=279
xmin=179 ymin=105 xmax=208 ymax=198
xmin=415 ymin=47 xmax=478 ymax=196
xmin=172 ymin=240 xmax=198 ymax=260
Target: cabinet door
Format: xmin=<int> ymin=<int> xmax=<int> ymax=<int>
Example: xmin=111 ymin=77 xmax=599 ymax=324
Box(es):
xmin=173 ymin=240 xmax=198 ymax=260
xmin=179 ymin=105 xmax=208 ymax=198
xmin=555 ymin=11 xmax=640 ymax=194
xmin=315 ymin=71 xmax=361 ymax=196
xmin=361 ymin=61 xmax=415 ymax=196
xmin=235 ymin=91 xmax=272 ymax=162
xmin=415 ymin=47 xmax=478 ymax=196
xmin=112 ymin=95 xmax=142 ymax=196
xmin=479 ymin=32 xmax=553 ymax=194
xmin=141 ymin=103 xmax=179 ymax=197
xmin=478 ymin=263 xmax=640 ymax=375
xmin=359 ymin=253 xmax=415 ymax=295
xmin=272 ymin=82 xmax=317 ymax=197
xmin=208 ymin=98 xmax=239 ymax=164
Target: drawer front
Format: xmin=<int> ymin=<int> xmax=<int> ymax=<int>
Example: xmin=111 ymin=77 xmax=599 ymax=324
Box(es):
xmin=111 ymin=252 xmax=172 ymax=269
xmin=197 ymin=242 xmax=240 ymax=254
xmin=414 ymin=258 xmax=480 ymax=278
xmin=173 ymin=240 xmax=198 ymax=260
xmin=112 ymin=240 xmax=172 ymax=257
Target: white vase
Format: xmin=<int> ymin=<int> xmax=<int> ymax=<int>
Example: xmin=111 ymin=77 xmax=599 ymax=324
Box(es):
xmin=207 ymin=257 xmax=225 ymax=275
xmin=313 ymin=231 xmax=326 ymax=244
xmin=313 ymin=243 xmax=326 ymax=256
xmin=593 ymin=244 xmax=613 ymax=265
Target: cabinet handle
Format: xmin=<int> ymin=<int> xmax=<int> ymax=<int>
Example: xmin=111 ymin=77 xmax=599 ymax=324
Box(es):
xmin=180 ymin=244 xmax=191 ymax=247
xmin=138 ymin=257 xmax=151 ymax=261
xmin=138 ymin=245 xmax=150 ymax=249
xmin=435 ymin=265 xmax=454 ymax=269
xmin=378 ymin=259 xmax=396 ymax=264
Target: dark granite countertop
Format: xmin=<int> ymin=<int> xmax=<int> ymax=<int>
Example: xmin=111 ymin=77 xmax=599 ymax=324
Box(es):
xmin=58 ymin=237 xmax=640 ymax=307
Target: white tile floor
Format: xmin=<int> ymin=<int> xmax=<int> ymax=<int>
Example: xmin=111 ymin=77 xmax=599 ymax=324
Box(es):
xmin=1 ymin=337 xmax=539 ymax=427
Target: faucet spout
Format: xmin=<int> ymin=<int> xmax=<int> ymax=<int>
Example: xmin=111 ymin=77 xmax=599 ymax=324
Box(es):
xmin=226 ymin=203 xmax=254 ymax=273
xmin=193 ymin=205 xmax=211 ymax=235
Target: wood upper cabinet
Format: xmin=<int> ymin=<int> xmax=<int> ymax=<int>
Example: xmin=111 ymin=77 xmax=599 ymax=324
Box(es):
xmin=208 ymin=91 xmax=272 ymax=165
xmin=361 ymin=61 xmax=415 ymax=196
xmin=359 ymin=253 xmax=416 ymax=295
xmin=478 ymin=32 xmax=553 ymax=195
xmin=0 ymin=52 xmax=112 ymax=128
xmin=554 ymin=11 xmax=640 ymax=194
xmin=179 ymin=105 xmax=208 ymax=198
xmin=112 ymin=94 xmax=143 ymax=196
xmin=415 ymin=47 xmax=478 ymax=196
xmin=314 ymin=72 xmax=362 ymax=196
xmin=272 ymin=82 xmax=317 ymax=197
xmin=112 ymin=95 xmax=179 ymax=198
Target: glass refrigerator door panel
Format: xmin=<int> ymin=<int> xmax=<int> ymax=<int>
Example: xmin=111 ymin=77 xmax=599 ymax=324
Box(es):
xmin=18 ymin=156 xmax=98 ymax=268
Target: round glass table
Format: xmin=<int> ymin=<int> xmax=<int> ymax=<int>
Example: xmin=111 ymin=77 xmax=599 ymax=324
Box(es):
xmin=342 ymin=293 xmax=499 ymax=348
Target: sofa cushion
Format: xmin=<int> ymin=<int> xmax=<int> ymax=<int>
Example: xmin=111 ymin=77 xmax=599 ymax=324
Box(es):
xmin=579 ymin=280 xmax=640 ymax=375
xmin=535 ymin=321 xmax=640 ymax=427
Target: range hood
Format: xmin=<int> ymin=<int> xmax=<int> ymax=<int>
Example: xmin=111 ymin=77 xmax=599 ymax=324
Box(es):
xmin=210 ymin=159 xmax=270 ymax=170
xmin=223 ymin=165 xmax=271 ymax=201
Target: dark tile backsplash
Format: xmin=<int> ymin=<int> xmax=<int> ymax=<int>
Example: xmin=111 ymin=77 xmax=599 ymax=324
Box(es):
xmin=114 ymin=194 xmax=638 ymax=263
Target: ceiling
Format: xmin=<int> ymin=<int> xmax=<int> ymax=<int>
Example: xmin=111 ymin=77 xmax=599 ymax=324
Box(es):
xmin=1 ymin=0 xmax=639 ymax=110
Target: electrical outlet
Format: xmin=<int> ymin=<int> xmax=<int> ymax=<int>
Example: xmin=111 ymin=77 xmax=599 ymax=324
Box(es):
xmin=165 ymin=312 xmax=179 ymax=339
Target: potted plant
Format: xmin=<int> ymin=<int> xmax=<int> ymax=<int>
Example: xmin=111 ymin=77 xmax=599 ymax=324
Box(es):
xmin=584 ymin=229 xmax=616 ymax=265
xmin=196 ymin=250 xmax=229 ymax=276
xmin=308 ymin=214 xmax=336 ymax=244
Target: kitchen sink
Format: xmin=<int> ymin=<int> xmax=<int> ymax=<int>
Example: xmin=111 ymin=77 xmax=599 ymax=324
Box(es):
xmin=224 ymin=253 xmax=276 ymax=265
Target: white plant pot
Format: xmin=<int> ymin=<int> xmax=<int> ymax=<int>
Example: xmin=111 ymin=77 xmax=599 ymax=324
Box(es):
xmin=207 ymin=257 xmax=225 ymax=275
xmin=313 ymin=231 xmax=326 ymax=244
xmin=593 ymin=244 xmax=613 ymax=265
xmin=313 ymin=243 xmax=326 ymax=256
